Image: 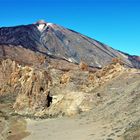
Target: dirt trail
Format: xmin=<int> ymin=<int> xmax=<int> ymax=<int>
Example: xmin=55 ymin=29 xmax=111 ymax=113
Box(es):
xmin=23 ymin=114 xmax=126 ymax=140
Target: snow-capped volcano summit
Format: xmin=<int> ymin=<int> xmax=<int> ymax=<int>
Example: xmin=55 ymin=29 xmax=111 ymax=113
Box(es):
xmin=35 ymin=20 xmax=53 ymax=31
xmin=0 ymin=20 xmax=139 ymax=68
xmin=35 ymin=19 xmax=47 ymax=24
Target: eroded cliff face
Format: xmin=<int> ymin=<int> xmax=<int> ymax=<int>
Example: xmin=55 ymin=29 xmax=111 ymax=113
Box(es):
xmin=13 ymin=67 xmax=52 ymax=115
xmin=0 ymin=57 xmax=128 ymax=117
xmin=0 ymin=59 xmax=52 ymax=116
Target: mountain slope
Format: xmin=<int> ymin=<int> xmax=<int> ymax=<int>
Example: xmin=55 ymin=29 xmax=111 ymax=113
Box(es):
xmin=0 ymin=20 xmax=139 ymax=68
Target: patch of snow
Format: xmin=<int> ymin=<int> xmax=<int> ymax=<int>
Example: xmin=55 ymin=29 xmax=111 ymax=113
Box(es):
xmin=63 ymin=57 xmax=75 ymax=63
xmin=47 ymin=23 xmax=53 ymax=27
xmin=47 ymin=51 xmax=53 ymax=55
xmin=95 ymin=60 xmax=102 ymax=68
xmin=66 ymin=57 xmax=77 ymax=63
xmin=64 ymin=40 xmax=69 ymax=45
xmin=36 ymin=22 xmax=53 ymax=32
xmin=68 ymin=58 xmax=73 ymax=62
xmin=37 ymin=24 xmax=46 ymax=31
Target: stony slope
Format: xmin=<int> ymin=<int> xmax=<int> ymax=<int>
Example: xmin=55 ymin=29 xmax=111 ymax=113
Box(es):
xmin=0 ymin=58 xmax=138 ymax=117
xmin=1 ymin=58 xmax=139 ymax=140
xmin=23 ymin=68 xmax=140 ymax=140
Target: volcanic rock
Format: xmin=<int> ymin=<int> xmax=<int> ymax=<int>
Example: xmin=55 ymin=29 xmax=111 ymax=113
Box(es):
xmin=0 ymin=20 xmax=139 ymax=68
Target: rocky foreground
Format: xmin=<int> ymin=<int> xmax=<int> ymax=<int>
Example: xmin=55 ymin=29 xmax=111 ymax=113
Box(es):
xmin=0 ymin=56 xmax=140 ymax=140
xmin=0 ymin=56 xmax=125 ymax=117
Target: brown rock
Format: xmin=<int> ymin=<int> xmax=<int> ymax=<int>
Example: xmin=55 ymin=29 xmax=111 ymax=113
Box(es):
xmin=60 ymin=73 xmax=70 ymax=84
xmin=79 ymin=61 xmax=88 ymax=71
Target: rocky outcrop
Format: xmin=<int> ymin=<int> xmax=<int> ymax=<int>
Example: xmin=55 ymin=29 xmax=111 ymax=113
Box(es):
xmin=33 ymin=62 xmax=126 ymax=117
xmin=0 ymin=59 xmax=52 ymax=115
xmin=87 ymin=62 xmax=125 ymax=88
xmin=0 ymin=57 xmax=127 ymax=117
xmin=13 ymin=67 xmax=52 ymax=115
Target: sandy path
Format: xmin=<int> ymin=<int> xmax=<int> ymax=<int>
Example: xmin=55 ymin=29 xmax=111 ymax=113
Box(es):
xmin=23 ymin=116 xmax=104 ymax=140
xmin=23 ymin=115 xmax=125 ymax=140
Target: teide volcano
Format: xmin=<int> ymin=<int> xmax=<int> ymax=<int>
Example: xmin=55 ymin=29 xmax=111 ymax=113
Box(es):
xmin=0 ymin=19 xmax=139 ymax=68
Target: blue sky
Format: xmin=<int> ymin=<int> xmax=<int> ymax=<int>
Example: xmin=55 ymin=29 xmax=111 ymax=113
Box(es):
xmin=0 ymin=0 xmax=140 ymax=55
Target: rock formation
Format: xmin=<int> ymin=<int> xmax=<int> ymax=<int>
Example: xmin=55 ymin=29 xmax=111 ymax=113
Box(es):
xmin=0 ymin=57 xmax=127 ymax=117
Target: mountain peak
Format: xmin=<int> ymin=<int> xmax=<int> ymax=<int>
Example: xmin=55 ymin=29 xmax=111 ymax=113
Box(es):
xmin=35 ymin=19 xmax=47 ymax=25
xmin=34 ymin=19 xmax=53 ymax=31
xmin=0 ymin=21 xmax=139 ymax=68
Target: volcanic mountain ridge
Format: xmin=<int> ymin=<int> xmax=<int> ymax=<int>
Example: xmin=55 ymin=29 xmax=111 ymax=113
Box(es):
xmin=0 ymin=19 xmax=140 ymax=68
